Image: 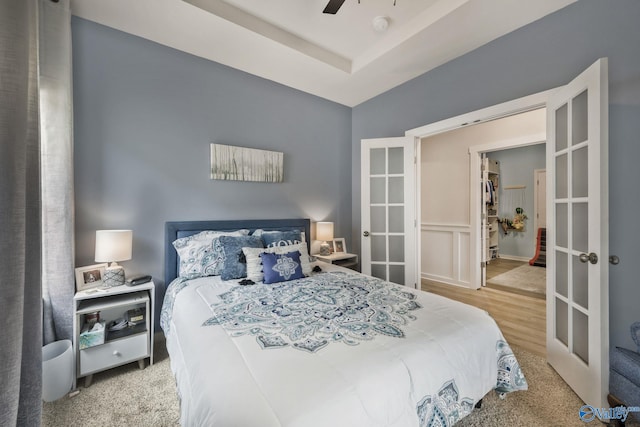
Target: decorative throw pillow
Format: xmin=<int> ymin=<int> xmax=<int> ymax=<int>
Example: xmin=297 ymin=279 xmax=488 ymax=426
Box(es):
xmin=260 ymin=251 xmax=304 ymax=284
xmin=172 ymin=230 xmax=249 ymax=278
xmin=219 ymin=235 xmax=264 ymax=281
xmin=243 ymin=242 xmax=312 ymax=282
xmin=254 ymin=229 xmax=303 ymax=248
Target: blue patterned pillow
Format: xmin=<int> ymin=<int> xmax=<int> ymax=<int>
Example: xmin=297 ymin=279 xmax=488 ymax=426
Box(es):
xmin=219 ymin=235 xmax=264 ymax=280
xmin=260 ymin=251 xmax=304 ymax=284
xmin=172 ymin=230 xmax=249 ymax=278
xmin=255 ymin=229 xmax=303 ymax=248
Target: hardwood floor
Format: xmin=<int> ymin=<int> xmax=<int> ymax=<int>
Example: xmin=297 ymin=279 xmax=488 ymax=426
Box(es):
xmin=422 ymin=279 xmax=546 ymax=357
xmin=486 ymin=257 xmax=526 ymax=280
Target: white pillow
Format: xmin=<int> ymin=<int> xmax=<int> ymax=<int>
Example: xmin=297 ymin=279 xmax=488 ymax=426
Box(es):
xmin=243 ymin=242 xmax=311 ymax=283
xmin=173 ymin=229 xmax=249 ymax=278
xmin=252 ymin=229 xmax=306 ymax=247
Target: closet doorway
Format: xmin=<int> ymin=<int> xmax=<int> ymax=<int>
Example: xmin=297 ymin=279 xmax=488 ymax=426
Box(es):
xmin=419 ymin=108 xmax=546 ymax=293
xmin=482 ymin=144 xmax=547 ymax=300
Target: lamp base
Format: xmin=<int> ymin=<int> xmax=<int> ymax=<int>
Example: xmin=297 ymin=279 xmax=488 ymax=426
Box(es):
xmin=103 ymin=266 xmax=125 ymax=288
xmin=320 ymin=241 xmax=331 ymax=256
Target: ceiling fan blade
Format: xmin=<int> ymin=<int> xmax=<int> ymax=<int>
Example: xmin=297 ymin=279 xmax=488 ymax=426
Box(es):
xmin=323 ymin=0 xmax=347 ymax=14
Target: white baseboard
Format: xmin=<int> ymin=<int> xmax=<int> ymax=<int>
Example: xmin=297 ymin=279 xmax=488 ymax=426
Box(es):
xmin=421 ymin=273 xmax=473 ymax=289
xmin=497 ymin=254 xmax=530 ymax=262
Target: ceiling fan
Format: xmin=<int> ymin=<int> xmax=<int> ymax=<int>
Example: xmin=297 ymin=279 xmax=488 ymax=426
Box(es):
xmin=322 ymin=0 xmax=347 ymax=14
xmin=323 ymin=0 xmax=396 ymax=15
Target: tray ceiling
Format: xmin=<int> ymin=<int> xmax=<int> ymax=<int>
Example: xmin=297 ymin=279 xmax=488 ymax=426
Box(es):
xmin=71 ymin=0 xmax=576 ymax=106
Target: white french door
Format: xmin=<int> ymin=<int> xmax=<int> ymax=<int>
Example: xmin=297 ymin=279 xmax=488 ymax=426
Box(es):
xmin=361 ymin=137 xmax=418 ymax=289
xmin=546 ymin=58 xmax=609 ymax=409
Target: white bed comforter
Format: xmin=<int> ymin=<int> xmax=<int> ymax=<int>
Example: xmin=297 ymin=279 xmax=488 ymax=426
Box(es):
xmin=161 ymin=263 xmax=527 ymax=427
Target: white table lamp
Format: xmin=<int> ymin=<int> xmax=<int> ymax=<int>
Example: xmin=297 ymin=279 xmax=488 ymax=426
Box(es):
xmin=316 ymin=222 xmax=334 ymax=256
xmin=95 ymin=230 xmax=132 ymax=287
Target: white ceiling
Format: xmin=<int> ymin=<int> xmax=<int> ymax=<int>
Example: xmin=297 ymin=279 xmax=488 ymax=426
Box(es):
xmin=70 ymin=0 xmax=576 ymax=107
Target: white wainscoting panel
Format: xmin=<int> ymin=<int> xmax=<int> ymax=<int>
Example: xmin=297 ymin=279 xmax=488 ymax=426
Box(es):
xmin=421 ymin=223 xmax=471 ymax=287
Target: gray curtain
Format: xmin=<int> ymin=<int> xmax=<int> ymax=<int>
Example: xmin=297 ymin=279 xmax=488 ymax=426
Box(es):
xmin=40 ymin=0 xmax=75 ymax=345
xmin=0 ymin=0 xmax=43 ymax=425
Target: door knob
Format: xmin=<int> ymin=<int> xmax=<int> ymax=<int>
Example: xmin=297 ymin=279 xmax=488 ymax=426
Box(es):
xmin=579 ymin=252 xmax=598 ymax=264
xmin=363 ymin=231 xmax=370 ymax=237
xmin=609 ymin=255 xmax=620 ymax=265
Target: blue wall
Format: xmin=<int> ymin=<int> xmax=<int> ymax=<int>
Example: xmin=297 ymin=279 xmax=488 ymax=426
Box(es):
xmin=490 ymin=144 xmax=546 ymax=260
xmin=72 ymin=18 xmax=352 ymax=323
xmin=352 ymin=0 xmax=640 ymax=350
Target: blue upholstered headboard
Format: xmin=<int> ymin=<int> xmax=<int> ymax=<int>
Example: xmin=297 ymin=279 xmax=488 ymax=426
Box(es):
xmin=164 ymin=218 xmax=311 ymax=285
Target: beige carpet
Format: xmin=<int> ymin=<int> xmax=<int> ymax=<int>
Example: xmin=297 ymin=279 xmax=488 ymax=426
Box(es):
xmin=42 ymin=334 xmax=638 ymax=427
xmin=42 ymin=334 xmax=180 ymax=426
xmin=487 ymin=264 xmax=546 ymax=298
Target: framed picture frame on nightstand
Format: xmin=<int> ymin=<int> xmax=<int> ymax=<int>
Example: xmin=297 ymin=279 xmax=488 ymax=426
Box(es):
xmin=333 ymin=238 xmax=346 ymax=253
xmin=75 ymin=263 xmax=108 ymax=292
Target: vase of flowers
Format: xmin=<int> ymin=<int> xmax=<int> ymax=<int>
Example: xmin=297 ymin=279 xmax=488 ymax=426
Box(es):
xmin=500 ymin=207 xmax=528 ymax=232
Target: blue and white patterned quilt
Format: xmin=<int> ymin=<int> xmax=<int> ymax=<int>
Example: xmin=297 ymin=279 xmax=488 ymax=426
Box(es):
xmin=162 ymin=265 xmax=527 ymax=427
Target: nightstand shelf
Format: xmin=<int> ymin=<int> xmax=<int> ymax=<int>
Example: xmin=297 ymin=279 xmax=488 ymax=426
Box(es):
xmin=73 ymin=280 xmax=155 ymax=389
xmin=315 ymin=253 xmax=359 ymax=271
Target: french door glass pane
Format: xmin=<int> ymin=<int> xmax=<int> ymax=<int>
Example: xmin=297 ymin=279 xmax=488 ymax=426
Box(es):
xmin=572 ymin=147 xmax=588 ymax=198
xmin=388 ymin=147 xmax=404 ymax=174
xmin=370 ymin=177 xmax=385 ymax=204
xmin=371 ymin=148 xmax=385 ymax=174
xmin=556 ymin=154 xmax=568 ymax=199
xmin=371 ymin=236 xmax=386 ymax=262
xmin=573 ymin=309 xmax=589 ymax=364
xmin=371 ymin=264 xmax=386 ymax=281
xmin=556 ymin=251 xmax=568 ymax=298
xmin=556 ymin=104 xmax=568 ymax=152
xmin=389 ymin=177 xmax=404 ymax=203
xmin=371 ymin=206 xmax=386 ymax=233
xmin=389 ymin=265 xmax=405 ymax=285
xmin=556 ymin=203 xmax=568 ymax=247
xmin=556 ymin=298 xmax=569 ymax=347
xmin=572 ymin=202 xmax=588 ymax=253
xmin=572 ymin=255 xmax=589 ymax=310
xmin=572 ymin=90 xmax=588 ymax=146
xmin=389 ymin=206 xmax=404 ymax=233
xmin=389 ymin=236 xmax=404 ymax=263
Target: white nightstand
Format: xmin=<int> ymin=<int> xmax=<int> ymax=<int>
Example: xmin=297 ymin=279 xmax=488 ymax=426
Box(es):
xmin=72 ymin=280 xmax=155 ymax=388
xmin=314 ymin=253 xmax=359 ymax=271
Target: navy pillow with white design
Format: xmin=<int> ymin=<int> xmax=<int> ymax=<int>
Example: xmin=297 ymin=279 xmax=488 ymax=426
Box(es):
xmin=260 ymin=251 xmax=304 ymax=284
xmin=258 ymin=230 xmax=303 ymax=248
xmin=219 ymin=235 xmax=264 ymax=280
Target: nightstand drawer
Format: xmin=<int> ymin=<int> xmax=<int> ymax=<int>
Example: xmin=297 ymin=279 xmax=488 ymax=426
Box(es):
xmin=79 ymin=333 xmax=148 ymax=376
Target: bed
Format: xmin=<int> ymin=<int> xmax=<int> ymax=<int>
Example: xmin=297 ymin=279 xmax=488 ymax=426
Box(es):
xmin=161 ymin=218 xmax=527 ymax=426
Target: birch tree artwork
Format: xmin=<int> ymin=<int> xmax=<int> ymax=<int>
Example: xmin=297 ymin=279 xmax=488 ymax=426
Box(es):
xmin=210 ymin=143 xmax=284 ymax=182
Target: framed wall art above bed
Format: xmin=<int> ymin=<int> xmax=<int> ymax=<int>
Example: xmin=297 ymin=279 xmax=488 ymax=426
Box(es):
xmin=210 ymin=143 xmax=284 ymax=183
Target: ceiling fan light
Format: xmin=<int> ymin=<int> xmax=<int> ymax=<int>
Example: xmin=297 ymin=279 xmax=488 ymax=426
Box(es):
xmin=372 ymin=16 xmax=390 ymax=33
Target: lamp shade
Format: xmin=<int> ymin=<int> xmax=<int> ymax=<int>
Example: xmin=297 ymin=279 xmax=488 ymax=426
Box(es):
xmin=316 ymin=222 xmax=334 ymax=242
xmin=95 ymin=230 xmax=132 ymax=263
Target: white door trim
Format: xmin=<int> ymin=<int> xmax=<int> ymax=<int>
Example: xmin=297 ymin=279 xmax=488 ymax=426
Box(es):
xmin=534 ymin=169 xmax=547 ymax=232
xmin=405 ymin=89 xmax=555 ymax=140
